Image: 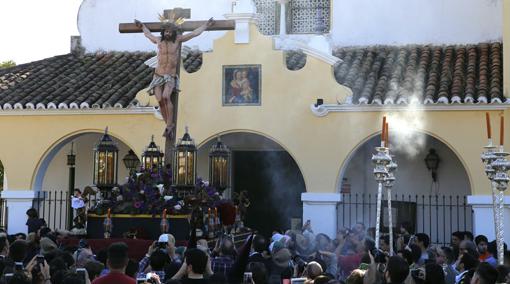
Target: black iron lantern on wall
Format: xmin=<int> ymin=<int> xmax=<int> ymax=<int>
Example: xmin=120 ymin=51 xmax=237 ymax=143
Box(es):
xmin=209 ymin=137 xmax=231 ymax=195
xmin=67 ymin=142 xmax=76 ymax=167
xmin=424 ymin=148 xmax=440 ymax=182
xmin=93 ymin=128 xmax=119 ymax=190
xmin=122 ymin=150 xmax=140 ymax=175
xmin=141 ymin=136 xmax=164 ymax=170
xmin=172 ymin=127 xmax=197 ymax=189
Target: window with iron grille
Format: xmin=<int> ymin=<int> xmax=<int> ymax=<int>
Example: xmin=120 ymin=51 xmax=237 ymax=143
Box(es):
xmin=253 ymin=0 xmax=330 ymax=35
xmin=253 ymin=0 xmax=280 ymax=35
xmin=289 ymin=0 xmax=330 ymax=34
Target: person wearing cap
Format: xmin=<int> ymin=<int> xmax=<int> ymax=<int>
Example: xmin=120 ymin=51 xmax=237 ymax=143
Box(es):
xmin=138 ymin=234 xmax=181 ymax=277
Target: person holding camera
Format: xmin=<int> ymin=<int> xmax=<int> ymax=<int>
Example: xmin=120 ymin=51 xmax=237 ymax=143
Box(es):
xmin=2 ymin=254 xmax=51 ymax=284
xmin=138 ymin=234 xmax=181 ymax=279
xmin=210 ymin=236 xmax=236 ymax=277
xmin=137 ymin=250 xmax=169 ymax=282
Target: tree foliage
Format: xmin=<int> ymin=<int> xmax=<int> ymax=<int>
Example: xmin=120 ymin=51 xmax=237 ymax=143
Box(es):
xmin=0 ymin=60 xmax=16 ymax=69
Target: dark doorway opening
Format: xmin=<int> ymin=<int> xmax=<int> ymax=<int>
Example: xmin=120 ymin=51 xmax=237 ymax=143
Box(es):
xmin=233 ymin=151 xmax=305 ymax=238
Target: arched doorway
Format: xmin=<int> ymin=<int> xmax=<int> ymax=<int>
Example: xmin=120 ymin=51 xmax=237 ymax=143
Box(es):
xmin=33 ymin=132 xmax=136 ymax=230
xmin=337 ymin=133 xmax=472 ymax=245
xmin=198 ymin=132 xmax=306 ymax=237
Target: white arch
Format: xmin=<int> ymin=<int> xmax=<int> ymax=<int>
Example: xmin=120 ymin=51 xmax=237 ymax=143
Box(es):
xmin=32 ymin=130 xmax=137 ymax=192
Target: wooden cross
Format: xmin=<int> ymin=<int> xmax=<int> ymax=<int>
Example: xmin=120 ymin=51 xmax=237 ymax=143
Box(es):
xmin=119 ymin=8 xmax=235 ymax=165
xmin=118 ymin=8 xmax=235 ymax=33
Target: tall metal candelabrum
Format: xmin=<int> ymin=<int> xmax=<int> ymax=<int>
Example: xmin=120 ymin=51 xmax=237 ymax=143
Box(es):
xmin=384 ymin=159 xmax=397 ymax=255
xmin=481 ymin=141 xmax=500 ymax=256
xmin=490 ymin=147 xmax=510 ymax=265
xmin=372 ymin=145 xmax=391 ymax=250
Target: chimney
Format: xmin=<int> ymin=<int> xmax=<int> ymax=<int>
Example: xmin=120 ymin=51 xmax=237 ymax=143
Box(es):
xmin=70 ymin=36 xmax=85 ymax=55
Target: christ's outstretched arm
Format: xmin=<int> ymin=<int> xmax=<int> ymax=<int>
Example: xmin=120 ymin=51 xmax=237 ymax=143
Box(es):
xmin=135 ymin=19 xmax=159 ymax=44
xmin=178 ymin=18 xmax=214 ymax=42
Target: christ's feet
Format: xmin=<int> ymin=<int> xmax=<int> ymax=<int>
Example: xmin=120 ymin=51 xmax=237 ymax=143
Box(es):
xmin=163 ymin=124 xmax=175 ymax=139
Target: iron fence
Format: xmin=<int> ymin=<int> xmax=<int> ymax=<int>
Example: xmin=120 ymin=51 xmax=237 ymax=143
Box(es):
xmin=32 ymin=190 xmax=472 ymax=245
xmin=337 ymin=193 xmax=473 ymax=246
xmin=33 ymin=191 xmax=98 ymax=231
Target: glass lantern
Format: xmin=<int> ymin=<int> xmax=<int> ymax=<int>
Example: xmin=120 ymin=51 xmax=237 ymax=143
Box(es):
xmin=142 ymin=135 xmax=164 ymax=170
xmin=172 ymin=127 xmax=197 ymax=189
xmin=93 ymin=128 xmax=119 ymax=189
xmin=209 ymin=137 xmax=231 ymax=194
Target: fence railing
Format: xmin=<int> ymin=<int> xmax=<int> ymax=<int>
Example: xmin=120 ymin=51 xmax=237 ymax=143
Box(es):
xmin=33 ymin=190 xmax=472 ymax=245
xmin=33 ymin=191 xmax=98 ymax=231
xmin=337 ymin=193 xmax=473 ymax=246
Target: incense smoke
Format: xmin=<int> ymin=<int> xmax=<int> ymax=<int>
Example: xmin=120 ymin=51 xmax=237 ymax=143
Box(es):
xmin=385 ymin=97 xmax=427 ymax=159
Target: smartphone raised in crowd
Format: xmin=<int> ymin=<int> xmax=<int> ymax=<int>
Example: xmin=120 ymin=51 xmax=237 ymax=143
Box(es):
xmin=243 ymin=272 xmax=253 ymax=284
xmin=36 ymin=255 xmax=45 ymax=266
xmin=14 ymin=262 xmax=23 ymax=271
xmin=291 ymin=278 xmax=307 ymax=284
xmin=4 ymin=273 xmax=13 ymax=282
xmin=76 ymin=268 xmax=87 ymax=282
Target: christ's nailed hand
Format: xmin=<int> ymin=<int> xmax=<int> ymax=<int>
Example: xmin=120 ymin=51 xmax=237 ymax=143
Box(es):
xmin=134 ymin=19 xmax=142 ymax=28
xmin=207 ymin=17 xmax=215 ymax=27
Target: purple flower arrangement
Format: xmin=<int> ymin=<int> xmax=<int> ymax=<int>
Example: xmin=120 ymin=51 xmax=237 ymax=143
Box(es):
xmin=89 ymin=166 xmax=222 ymax=216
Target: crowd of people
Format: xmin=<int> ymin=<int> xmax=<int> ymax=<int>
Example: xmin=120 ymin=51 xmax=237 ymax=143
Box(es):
xmin=0 ymin=209 xmax=508 ymax=284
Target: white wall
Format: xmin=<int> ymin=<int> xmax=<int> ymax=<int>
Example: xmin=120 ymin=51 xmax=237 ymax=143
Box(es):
xmin=78 ymin=0 xmax=502 ymax=54
xmin=330 ymin=0 xmax=502 ymax=46
xmin=78 ymin=0 xmax=232 ymax=53
xmin=42 ymin=133 xmax=132 ymax=191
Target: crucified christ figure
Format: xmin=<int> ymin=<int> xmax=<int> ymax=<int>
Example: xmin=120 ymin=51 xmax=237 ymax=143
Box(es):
xmin=135 ymin=18 xmax=214 ymax=137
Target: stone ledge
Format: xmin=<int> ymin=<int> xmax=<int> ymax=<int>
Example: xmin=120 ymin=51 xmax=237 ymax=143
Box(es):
xmin=1 ymin=190 xmax=36 ymax=200
xmin=467 ymin=195 xmax=510 ymax=206
xmin=301 ymin=192 xmax=341 ymax=203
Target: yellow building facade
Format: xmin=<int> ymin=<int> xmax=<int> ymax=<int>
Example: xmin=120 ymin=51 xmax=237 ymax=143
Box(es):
xmin=0 ymin=5 xmax=509 ymax=239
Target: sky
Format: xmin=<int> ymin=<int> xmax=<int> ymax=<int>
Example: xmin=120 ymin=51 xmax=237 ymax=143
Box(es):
xmin=0 ymin=0 xmax=82 ymax=64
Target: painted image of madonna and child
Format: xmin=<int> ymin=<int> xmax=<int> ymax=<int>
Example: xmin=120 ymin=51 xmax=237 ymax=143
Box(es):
xmin=222 ymin=65 xmax=261 ymax=106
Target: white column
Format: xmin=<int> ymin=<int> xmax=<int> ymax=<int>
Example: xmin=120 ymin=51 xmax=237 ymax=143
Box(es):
xmin=1 ymin=190 xmax=36 ymax=234
xmin=277 ymin=0 xmax=289 ymax=36
xmin=467 ymin=195 xmax=510 ymax=245
xmin=302 ymin=192 xmax=341 ymax=238
xmin=224 ymin=0 xmax=258 ymax=44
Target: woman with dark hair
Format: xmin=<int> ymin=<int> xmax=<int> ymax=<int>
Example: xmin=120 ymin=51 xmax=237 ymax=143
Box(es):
xmin=424 ymin=263 xmax=445 ymax=284
xmin=25 ymin=208 xmax=46 ymax=234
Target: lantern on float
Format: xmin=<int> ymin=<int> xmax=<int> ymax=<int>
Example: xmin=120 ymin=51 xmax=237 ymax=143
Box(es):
xmin=172 ymin=127 xmax=197 ymax=190
xmin=141 ymin=135 xmax=164 ymax=170
xmin=209 ymin=137 xmax=231 ymax=195
xmin=93 ymin=128 xmax=119 ymax=194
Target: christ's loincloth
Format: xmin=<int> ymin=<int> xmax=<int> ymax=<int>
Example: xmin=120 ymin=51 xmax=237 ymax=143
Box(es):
xmin=147 ymin=74 xmax=180 ymax=95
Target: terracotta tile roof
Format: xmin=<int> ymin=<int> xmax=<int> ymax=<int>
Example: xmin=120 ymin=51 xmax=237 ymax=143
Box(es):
xmin=332 ymin=42 xmax=504 ymax=104
xmin=0 ymin=42 xmax=504 ymax=110
xmin=0 ymin=52 xmax=157 ymax=109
